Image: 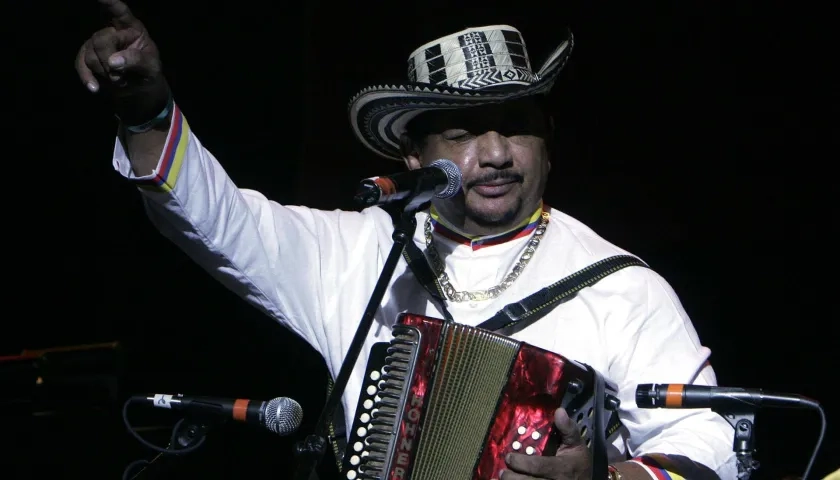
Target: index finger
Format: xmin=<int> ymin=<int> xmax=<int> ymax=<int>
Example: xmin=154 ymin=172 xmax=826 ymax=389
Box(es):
xmin=98 ymin=0 xmax=140 ymax=29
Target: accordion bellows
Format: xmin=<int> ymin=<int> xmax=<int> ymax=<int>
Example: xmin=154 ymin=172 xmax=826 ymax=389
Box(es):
xmin=341 ymin=313 xmax=617 ymax=480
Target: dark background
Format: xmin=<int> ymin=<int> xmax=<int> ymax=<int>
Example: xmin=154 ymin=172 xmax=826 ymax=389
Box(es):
xmin=7 ymin=0 xmax=836 ymax=478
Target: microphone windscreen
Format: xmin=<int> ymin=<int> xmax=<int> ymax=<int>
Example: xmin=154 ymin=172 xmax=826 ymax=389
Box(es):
xmin=429 ymin=159 xmax=462 ymax=199
xmin=265 ymin=397 xmax=303 ymax=435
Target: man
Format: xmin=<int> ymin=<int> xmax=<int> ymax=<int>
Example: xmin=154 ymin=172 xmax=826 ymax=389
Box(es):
xmin=76 ymin=1 xmax=737 ymax=478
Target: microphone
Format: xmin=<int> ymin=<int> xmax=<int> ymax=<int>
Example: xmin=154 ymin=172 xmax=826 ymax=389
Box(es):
xmin=133 ymin=393 xmax=303 ymax=435
xmin=637 ymin=384 xmax=827 ymax=480
xmin=635 ymin=384 xmax=816 ymax=410
xmin=354 ymin=158 xmax=462 ymax=206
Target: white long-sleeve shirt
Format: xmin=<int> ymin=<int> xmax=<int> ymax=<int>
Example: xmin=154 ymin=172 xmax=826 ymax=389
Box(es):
xmin=112 ymin=105 xmax=737 ymax=478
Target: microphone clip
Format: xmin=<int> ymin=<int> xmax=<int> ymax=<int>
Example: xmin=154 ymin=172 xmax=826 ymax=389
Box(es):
xmin=294 ymin=433 xmax=328 ymax=458
xmin=173 ymin=414 xmax=224 ymax=449
xmin=720 ymin=411 xmax=761 ymax=480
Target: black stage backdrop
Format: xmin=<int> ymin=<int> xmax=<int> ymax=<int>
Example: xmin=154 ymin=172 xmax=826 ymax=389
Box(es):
xmin=8 ymin=1 xmax=836 ymax=479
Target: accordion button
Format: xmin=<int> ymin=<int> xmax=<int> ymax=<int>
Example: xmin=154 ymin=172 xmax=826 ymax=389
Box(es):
xmin=370 ymin=370 xmax=381 ymax=381
xmin=360 ymin=413 xmax=370 ymax=423
xmin=357 ymin=427 xmax=367 ymax=437
xmin=350 ymin=455 xmax=360 ymax=466
xmin=517 ymin=426 xmax=527 ymax=435
xmin=367 ymin=385 xmax=377 ymax=395
xmin=354 ymin=442 xmax=363 ymax=452
xmin=347 ymin=470 xmax=357 ymax=479
xmin=531 ymin=431 xmax=541 ymax=440
xmin=512 ymin=441 xmax=521 ymax=450
xmin=526 ymin=446 xmax=535 ymax=455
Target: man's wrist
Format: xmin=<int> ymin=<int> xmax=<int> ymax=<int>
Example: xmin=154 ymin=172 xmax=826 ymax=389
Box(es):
xmin=122 ymin=92 xmax=174 ymax=133
xmin=111 ymin=78 xmax=172 ymax=128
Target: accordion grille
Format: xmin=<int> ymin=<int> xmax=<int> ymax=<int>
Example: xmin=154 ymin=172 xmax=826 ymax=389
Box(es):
xmin=411 ymin=323 xmax=520 ymax=480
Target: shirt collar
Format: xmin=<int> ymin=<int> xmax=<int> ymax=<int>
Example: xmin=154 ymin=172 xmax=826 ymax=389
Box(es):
xmin=429 ymin=200 xmax=547 ymax=251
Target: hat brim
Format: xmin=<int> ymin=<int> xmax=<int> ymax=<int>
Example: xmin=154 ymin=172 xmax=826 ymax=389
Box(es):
xmin=348 ymin=31 xmax=574 ymax=161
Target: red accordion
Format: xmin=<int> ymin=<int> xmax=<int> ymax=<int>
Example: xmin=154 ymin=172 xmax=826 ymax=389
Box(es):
xmin=340 ymin=313 xmax=619 ymax=480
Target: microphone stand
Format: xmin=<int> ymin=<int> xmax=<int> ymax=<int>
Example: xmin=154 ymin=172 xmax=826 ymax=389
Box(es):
xmin=292 ymin=190 xmax=434 ymax=480
xmin=716 ymin=410 xmax=760 ymax=480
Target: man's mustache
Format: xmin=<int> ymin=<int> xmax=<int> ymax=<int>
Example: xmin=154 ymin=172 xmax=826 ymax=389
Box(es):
xmin=466 ymin=171 xmax=524 ymax=189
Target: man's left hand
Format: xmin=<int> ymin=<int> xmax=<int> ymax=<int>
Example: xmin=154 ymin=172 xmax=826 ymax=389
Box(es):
xmin=501 ymin=408 xmax=592 ymax=480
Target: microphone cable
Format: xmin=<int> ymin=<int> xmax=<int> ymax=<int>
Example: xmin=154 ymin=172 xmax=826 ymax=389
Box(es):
xmin=801 ymin=398 xmax=827 ymax=480
xmin=120 ymin=396 xmax=211 ymax=480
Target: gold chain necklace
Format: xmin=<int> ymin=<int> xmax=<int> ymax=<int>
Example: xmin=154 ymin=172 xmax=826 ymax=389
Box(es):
xmin=423 ymin=210 xmax=550 ymax=302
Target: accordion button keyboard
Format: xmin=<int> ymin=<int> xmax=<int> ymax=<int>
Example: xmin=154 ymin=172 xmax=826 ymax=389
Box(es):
xmin=341 ymin=341 xmax=399 ymax=480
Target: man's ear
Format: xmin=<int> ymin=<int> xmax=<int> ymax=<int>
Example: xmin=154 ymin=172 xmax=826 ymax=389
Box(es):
xmin=400 ymin=133 xmax=423 ymax=170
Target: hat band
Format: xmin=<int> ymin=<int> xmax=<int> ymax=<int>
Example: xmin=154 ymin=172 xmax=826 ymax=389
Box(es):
xmin=407 ymin=26 xmax=537 ymax=90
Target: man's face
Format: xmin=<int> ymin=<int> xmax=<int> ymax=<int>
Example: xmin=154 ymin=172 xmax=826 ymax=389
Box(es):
xmin=404 ymin=98 xmax=552 ymax=234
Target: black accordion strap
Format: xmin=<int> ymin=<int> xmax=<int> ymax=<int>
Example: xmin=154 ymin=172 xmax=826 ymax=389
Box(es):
xmin=383 ymin=204 xmax=455 ymax=322
xmin=477 ymin=255 xmax=649 ymax=336
xmin=325 ymin=375 xmax=347 ymax=471
xmin=402 ymin=238 xmax=455 ymax=322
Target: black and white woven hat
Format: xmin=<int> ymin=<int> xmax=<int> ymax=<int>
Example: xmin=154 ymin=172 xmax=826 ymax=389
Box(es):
xmin=348 ymin=25 xmax=574 ymax=161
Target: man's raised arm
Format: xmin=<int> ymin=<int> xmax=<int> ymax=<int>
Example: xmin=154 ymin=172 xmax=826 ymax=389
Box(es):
xmin=74 ymin=0 xmax=382 ymax=353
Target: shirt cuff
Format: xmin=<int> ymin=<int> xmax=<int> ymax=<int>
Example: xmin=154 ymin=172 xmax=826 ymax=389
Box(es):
xmin=629 ymin=454 xmax=692 ymax=480
xmin=112 ymin=103 xmax=190 ymax=193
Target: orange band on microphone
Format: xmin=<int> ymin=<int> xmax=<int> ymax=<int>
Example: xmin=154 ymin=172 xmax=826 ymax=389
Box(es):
xmin=665 ymin=384 xmax=684 ymax=407
xmin=374 ymin=177 xmax=397 ymax=195
xmin=232 ymin=399 xmax=249 ymax=421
